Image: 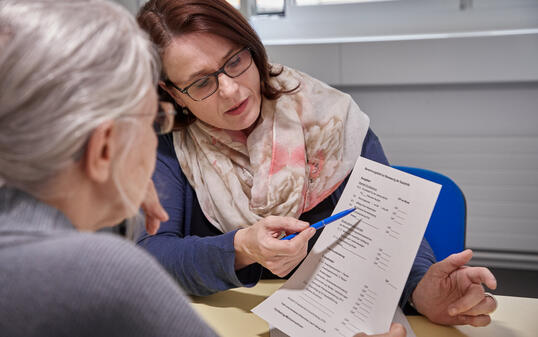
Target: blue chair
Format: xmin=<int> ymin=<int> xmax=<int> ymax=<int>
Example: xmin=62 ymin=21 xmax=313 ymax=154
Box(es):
xmin=392 ymin=166 xmax=466 ymax=261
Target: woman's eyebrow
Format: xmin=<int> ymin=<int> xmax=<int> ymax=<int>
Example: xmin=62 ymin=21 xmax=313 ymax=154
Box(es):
xmin=183 ymin=47 xmax=241 ymax=84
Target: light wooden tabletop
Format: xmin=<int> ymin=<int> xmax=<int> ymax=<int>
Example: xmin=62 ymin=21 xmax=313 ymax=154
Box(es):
xmin=191 ymin=279 xmax=538 ymax=337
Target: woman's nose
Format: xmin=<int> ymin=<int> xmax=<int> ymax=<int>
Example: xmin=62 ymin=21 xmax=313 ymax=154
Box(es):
xmin=217 ymin=73 xmax=239 ymax=98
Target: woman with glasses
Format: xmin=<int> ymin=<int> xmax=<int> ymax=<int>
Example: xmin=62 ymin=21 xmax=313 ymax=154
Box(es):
xmin=0 ymin=0 xmax=216 ymax=336
xmin=137 ymin=0 xmax=497 ymax=334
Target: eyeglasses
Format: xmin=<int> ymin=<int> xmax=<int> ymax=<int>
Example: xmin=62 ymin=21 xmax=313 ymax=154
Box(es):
xmin=165 ymin=47 xmax=253 ymax=101
xmin=154 ymin=101 xmax=177 ymax=135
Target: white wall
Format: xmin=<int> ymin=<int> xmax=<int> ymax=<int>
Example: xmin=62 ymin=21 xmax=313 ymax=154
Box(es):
xmin=341 ymin=83 xmax=538 ymax=267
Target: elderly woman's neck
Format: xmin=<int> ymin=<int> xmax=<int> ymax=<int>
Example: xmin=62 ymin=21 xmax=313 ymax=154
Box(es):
xmin=37 ymin=169 xmax=112 ymax=232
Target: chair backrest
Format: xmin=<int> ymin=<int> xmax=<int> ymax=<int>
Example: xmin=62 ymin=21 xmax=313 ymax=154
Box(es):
xmin=392 ymin=166 xmax=466 ymax=261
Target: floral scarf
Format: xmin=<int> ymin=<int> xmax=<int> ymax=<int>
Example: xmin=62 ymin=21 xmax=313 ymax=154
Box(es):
xmin=173 ymin=66 xmax=369 ymax=233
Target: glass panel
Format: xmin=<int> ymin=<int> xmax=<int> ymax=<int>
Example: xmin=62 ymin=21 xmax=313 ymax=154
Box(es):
xmin=256 ymin=0 xmax=285 ymax=14
xmin=226 ymin=0 xmax=240 ymax=8
xmin=296 ymin=0 xmax=393 ymax=5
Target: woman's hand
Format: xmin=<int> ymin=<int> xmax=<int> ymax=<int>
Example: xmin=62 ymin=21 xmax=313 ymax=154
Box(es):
xmin=411 ymin=249 xmax=498 ymax=327
xmin=354 ymin=323 xmax=406 ymax=337
xmin=140 ymin=180 xmax=169 ymax=235
xmin=233 ymin=216 xmax=316 ymax=276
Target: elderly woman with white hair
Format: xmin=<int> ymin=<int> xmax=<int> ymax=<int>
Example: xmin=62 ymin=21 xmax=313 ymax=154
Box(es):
xmin=0 ymin=0 xmax=216 ymax=336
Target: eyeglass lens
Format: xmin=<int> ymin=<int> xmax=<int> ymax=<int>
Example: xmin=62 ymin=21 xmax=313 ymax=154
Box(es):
xmin=155 ymin=101 xmax=176 ymax=135
xmin=187 ymin=48 xmax=252 ymax=101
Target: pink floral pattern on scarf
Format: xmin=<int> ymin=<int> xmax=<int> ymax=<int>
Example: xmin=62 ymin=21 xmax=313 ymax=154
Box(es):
xmin=173 ymin=66 xmax=370 ymax=232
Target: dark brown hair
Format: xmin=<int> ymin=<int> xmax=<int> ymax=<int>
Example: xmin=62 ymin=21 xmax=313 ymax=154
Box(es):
xmin=137 ymin=0 xmax=298 ymax=128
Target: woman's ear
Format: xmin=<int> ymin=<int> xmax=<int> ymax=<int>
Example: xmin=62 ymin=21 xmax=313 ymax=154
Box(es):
xmin=82 ymin=120 xmax=116 ymax=183
xmin=159 ymin=80 xmax=186 ymax=107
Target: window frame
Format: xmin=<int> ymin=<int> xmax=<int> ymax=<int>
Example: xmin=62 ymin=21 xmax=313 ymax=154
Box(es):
xmin=245 ymin=0 xmax=538 ymax=44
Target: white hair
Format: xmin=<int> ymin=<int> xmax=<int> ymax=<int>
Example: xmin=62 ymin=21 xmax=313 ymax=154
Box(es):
xmin=0 ymin=0 xmax=159 ymax=193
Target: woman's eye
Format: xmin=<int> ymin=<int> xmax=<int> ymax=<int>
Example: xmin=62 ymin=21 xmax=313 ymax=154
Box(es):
xmin=195 ymin=77 xmax=210 ymax=88
xmin=228 ymin=56 xmax=241 ymax=68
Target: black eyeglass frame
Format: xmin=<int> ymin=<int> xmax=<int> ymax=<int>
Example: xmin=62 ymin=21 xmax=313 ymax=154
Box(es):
xmin=165 ymin=47 xmax=253 ymax=102
xmin=153 ymin=101 xmax=178 ymax=135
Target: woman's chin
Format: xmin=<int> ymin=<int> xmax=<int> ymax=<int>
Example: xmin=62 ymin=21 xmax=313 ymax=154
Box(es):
xmin=241 ymin=116 xmax=260 ymax=135
xmin=236 ymin=109 xmax=261 ymax=134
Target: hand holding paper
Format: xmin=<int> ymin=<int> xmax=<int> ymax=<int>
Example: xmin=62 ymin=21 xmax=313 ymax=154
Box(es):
xmin=253 ymin=156 xmax=441 ymax=336
xmin=353 ymin=323 xmax=406 ymax=337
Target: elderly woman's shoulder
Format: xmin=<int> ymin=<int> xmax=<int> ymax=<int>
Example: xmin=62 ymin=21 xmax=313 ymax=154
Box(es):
xmin=0 ymin=231 xmax=217 ymax=337
xmin=1 ymin=231 xmax=170 ymax=290
xmin=38 ymin=232 xmax=162 ymax=275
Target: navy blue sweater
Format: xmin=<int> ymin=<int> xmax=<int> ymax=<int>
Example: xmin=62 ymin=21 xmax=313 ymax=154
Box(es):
xmin=137 ymin=129 xmax=436 ymax=308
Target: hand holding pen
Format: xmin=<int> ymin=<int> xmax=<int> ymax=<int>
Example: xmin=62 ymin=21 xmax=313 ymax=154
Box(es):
xmin=280 ymin=207 xmax=356 ymax=240
xmin=234 ymin=216 xmax=316 ymax=277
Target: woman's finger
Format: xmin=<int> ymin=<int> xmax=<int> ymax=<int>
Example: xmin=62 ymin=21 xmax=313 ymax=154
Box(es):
xmin=354 ymin=323 xmax=406 ymax=337
xmin=459 ymin=293 xmax=498 ymax=316
xmin=264 ymin=216 xmax=310 ymax=233
xmin=459 ymin=266 xmax=497 ymax=290
xmin=452 ymin=314 xmax=492 ymax=327
xmin=448 ymin=283 xmax=484 ymax=316
xmin=141 ymin=181 xmax=168 ymax=234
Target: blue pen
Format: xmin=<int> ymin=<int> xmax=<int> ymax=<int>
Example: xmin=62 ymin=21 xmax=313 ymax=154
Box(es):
xmin=280 ymin=207 xmax=356 ymax=240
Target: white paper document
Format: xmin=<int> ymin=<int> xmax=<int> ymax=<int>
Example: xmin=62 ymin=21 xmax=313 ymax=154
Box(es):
xmin=269 ymin=307 xmax=417 ymax=337
xmin=253 ymin=156 xmax=441 ymax=336
xmin=392 ymin=307 xmax=417 ymax=337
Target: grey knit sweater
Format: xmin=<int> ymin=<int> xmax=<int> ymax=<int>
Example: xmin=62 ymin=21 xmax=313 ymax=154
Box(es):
xmin=0 ymin=187 xmax=218 ymax=337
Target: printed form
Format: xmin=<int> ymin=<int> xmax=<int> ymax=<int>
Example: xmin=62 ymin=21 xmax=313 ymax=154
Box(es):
xmin=253 ymin=157 xmax=441 ymax=336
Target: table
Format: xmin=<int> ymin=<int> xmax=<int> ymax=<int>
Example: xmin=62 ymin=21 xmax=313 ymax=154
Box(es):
xmin=191 ymin=280 xmax=538 ymax=337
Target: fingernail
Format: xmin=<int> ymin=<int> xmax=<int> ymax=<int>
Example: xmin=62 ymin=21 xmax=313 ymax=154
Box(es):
xmin=449 ymin=308 xmax=457 ymax=316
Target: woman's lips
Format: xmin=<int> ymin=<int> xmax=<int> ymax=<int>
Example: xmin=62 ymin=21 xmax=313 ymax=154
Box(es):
xmin=225 ymin=98 xmax=248 ymax=116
